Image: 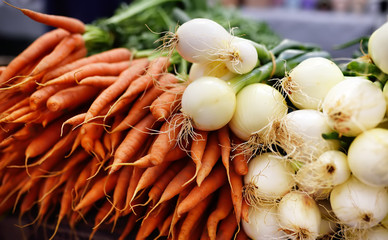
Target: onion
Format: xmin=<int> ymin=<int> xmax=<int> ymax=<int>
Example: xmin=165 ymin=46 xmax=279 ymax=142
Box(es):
xmin=180 ymin=76 xmax=236 ymax=131
xmin=282 ymin=57 xmax=344 ymax=110
xmin=242 ymin=205 xmax=286 ymax=240
xmin=277 ymin=191 xmax=321 ymax=240
xmin=277 ymin=109 xmax=340 ymax=164
xmin=368 ymin=21 xmax=388 ymax=74
xmin=243 ymin=153 xmax=295 ymax=206
xmin=330 ymin=176 xmax=388 ymax=229
xmin=229 ymin=83 xmax=288 ymax=141
xmin=224 ymin=37 xmax=258 ymax=74
xmin=322 ymin=77 xmax=386 ymax=137
xmin=384 ymin=82 xmax=388 ymax=117
xmin=296 ymin=150 xmax=350 ymax=199
xmin=188 ymin=61 xmax=236 ymax=81
xmin=347 ymin=128 xmax=388 ymax=187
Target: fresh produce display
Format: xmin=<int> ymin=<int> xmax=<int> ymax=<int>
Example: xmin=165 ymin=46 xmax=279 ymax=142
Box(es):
xmin=0 ymin=0 xmax=387 ymax=240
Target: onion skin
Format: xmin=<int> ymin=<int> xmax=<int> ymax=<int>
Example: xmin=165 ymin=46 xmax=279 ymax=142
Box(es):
xmin=368 ymin=21 xmax=388 ymax=74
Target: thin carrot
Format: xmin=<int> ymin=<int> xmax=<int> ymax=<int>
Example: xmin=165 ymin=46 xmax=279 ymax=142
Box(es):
xmin=89 ymin=200 xmax=114 ymax=240
xmin=4 ymin=2 xmax=85 ymax=34
xmin=217 ymin=125 xmax=232 ymax=184
xmin=150 ymin=85 xmax=185 ymax=121
xmin=190 ymin=130 xmax=208 ymax=182
xmin=241 ymin=197 xmax=249 ymax=224
xmin=0 ymin=28 xmax=70 ymax=85
xmin=112 ymin=166 xmax=132 ymax=211
xmin=84 ymin=58 xmax=149 ymax=121
xmin=78 ymin=75 xmax=118 ymax=88
xmin=79 ymin=120 xmax=105 ymax=155
xmin=178 ymin=194 xmax=213 ymax=240
xmin=73 ymin=171 xmax=119 ymax=211
xmin=46 ymin=85 xmax=100 ymax=112
xmin=215 ymin=210 xmax=238 ymax=240
xmin=31 ymin=34 xmax=84 ymax=76
xmin=207 ymin=184 xmax=233 ymax=240
xmin=135 ymin=202 xmax=171 ymax=240
xmin=110 ymin=113 xmax=159 ymax=174
xmin=42 ymin=48 xmax=132 ymax=82
xmin=124 ymin=166 xmax=144 ymax=213
xmin=229 ymin=167 xmax=243 ymax=224
xmin=118 ymin=211 xmax=142 ymax=240
xmin=157 ymin=213 xmax=173 ymax=239
xmin=231 ymin=136 xmax=249 ymax=176
xmin=0 ymin=105 xmax=32 ymax=123
xmin=169 ymin=186 xmax=192 ymax=240
xmin=19 ymin=183 xmax=40 ymax=218
xmin=177 ymin=163 xmax=227 ymax=217
xmin=106 ymin=57 xmax=170 ymax=116
xmin=105 ymin=113 xmax=126 ymax=156
xmin=29 ymin=83 xmax=75 ymax=110
xmin=44 ymin=60 xmax=131 ymax=86
xmin=196 ymin=132 xmax=221 ymax=187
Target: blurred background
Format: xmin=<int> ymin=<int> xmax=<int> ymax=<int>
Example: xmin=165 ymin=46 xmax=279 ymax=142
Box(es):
xmin=0 ymin=0 xmax=387 ymax=64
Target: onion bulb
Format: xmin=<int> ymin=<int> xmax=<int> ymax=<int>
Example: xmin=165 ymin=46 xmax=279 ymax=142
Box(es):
xmin=282 ymin=57 xmax=344 ymax=110
xmin=368 ymin=21 xmax=388 ymax=74
xmin=277 ymin=109 xmax=340 ymax=164
xmin=347 ymin=128 xmax=388 ymax=187
xmin=330 ymin=176 xmax=388 ymax=229
xmin=277 ymin=191 xmax=321 ymax=240
xmin=242 ymin=205 xmax=286 ymax=240
xmin=181 ymin=76 xmax=236 ymax=131
xmin=224 ymin=37 xmax=258 ymax=74
xmin=243 ymin=153 xmax=295 ymax=206
xmin=296 ymin=150 xmax=350 ymax=199
xmin=384 ymin=82 xmax=388 ymax=117
xmin=188 ymin=61 xmax=236 ymax=81
xmin=322 ymin=77 xmax=386 ymax=137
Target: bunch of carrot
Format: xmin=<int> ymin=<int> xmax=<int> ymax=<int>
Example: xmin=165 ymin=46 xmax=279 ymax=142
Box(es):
xmin=0 ymin=4 xmax=250 ymax=240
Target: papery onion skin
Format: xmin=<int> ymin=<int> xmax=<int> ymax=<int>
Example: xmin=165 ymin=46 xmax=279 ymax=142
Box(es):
xmin=347 ymin=128 xmax=388 ymax=187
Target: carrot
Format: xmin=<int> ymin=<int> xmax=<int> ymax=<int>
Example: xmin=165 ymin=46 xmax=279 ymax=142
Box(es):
xmin=196 ymin=132 xmax=221 ymax=186
xmin=46 ymin=85 xmax=100 ymax=112
xmin=44 ymin=60 xmax=131 ymax=86
xmin=106 ymin=57 xmax=170 ymax=116
xmin=150 ymin=85 xmax=185 ymax=120
xmin=112 ymin=166 xmax=132 ymax=211
xmin=157 ymin=213 xmax=174 ymax=239
xmin=5 ymin=2 xmax=85 ymax=33
xmin=231 ymin=136 xmax=249 ymax=176
xmin=241 ymin=197 xmax=250 ymax=224
xmin=73 ymin=171 xmax=119 ymax=211
xmin=78 ymin=75 xmax=118 ymax=88
xmin=169 ymin=186 xmax=192 ymax=240
xmin=84 ymin=58 xmax=149 ymax=121
xmin=130 ymin=144 xmax=187 ymax=168
xmin=135 ymin=202 xmax=171 ymax=240
xmin=105 ymin=113 xmax=126 ymax=156
xmin=177 ymin=163 xmax=227 ymax=217
xmin=0 ymin=28 xmax=70 ymax=85
xmin=207 ymin=184 xmax=233 ymax=240
xmin=42 ymin=48 xmax=132 ymax=82
xmin=147 ymin=159 xmax=187 ymax=205
xmin=217 ymin=125 xmax=232 ymax=183
xmin=0 ymin=105 xmax=32 ymax=123
xmin=29 ymin=83 xmax=75 ymax=110
xmin=229 ymin=167 xmax=243 ymax=224
xmin=124 ymin=166 xmax=144 ymax=213
xmin=79 ymin=120 xmax=105 ymax=155
xmin=178 ymin=194 xmax=213 ymax=240
xmin=215 ymin=210 xmax=238 ymax=240
xmin=0 ymin=93 xmax=28 ymax=114
xmin=19 ymin=184 xmax=40 ymax=218
xmin=110 ymin=73 xmax=179 ymax=133
xmin=89 ymin=200 xmax=114 ymax=240
xmin=31 ymin=33 xmax=84 ymax=76
xmin=190 ymin=130 xmax=208 ymax=181
xmin=110 ymin=113 xmax=159 ymax=174
xmin=118 ymin=211 xmax=143 ymax=240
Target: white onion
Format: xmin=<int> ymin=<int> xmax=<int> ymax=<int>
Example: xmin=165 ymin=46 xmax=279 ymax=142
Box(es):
xmin=347 ymin=128 xmax=388 ymax=187
xmin=330 ymin=176 xmax=388 ymax=229
xmin=296 ymin=150 xmax=350 ymax=199
xmin=181 ymin=76 xmax=236 ymax=131
xmin=322 ymin=77 xmax=386 ymax=137
xmin=229 ymin=83 xmax=288 ymax=141
xmin=384 ymin=82 xmax=388 ymax=117
xmin=224 ymin=37 xmax=258 ymax=74
xmin=242 ymin=205 xmax=286 ymax=240
xmin=188 ymin=61 xmax=236 ymax=81
xmin=283 ymin=57 xmax=344 ymax=110
xmin=363 ymin=226 xmax=388 ymax=240
xmin=277 ymin=191 xmax=321 ymax=240
xmin=243 ymin=153 xmax=295 ymax=205
xmin=368 ymin=21 xmax=388 ymax=74
xmin=175 ymin=18 xmax=231 ymax=63
xmin=277 ymin=109 xmax=340 ymax=163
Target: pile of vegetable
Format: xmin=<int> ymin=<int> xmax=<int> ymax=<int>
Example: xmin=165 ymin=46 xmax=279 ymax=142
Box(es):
xmin=0 ymin=0 xmax=387 ymax=240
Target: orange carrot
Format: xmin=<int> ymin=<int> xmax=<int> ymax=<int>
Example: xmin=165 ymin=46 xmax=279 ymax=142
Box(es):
xmin=110 ymin=113 xmax=159 ymax=174
xmin=196 ymin=132 xmax=221 ymax=186
xmin=0 ymin=28 xmax=70 ymax=85
xmin=135 ymin=202 xmax=170 ymax=240
xmin=112 ymin=166 xmax=132 ymax=211
xmin=207 ymin=184 xmax=233 ymax=240
xmin=229 ymin=167 xmax=243 ymax=224
xmin=29 ymin=83 xmax=75 ymax=110
xmin=178 ymin=194 xmax=213 ymax=240
xmin=177 ymin=163 xmax=227 ymax=217
xmin=124 ymin=166 xmax=144 ymax=213
xmin=130 ymin=144 xmax=187 ymax=168
xmin=190 ymin=130 xmax=208 ymax=180
xmin=46 ymin=85 xmax=100 ymax=112
xmin=19 ymin=184 xmax=40 ymax=217
xmin=241 ymin=197 xmax=250 ymax=224
xmin=78 ymin=75 xmax=118 ymax=88
xmin=217 ymin=125 xmax=232 ymax=182
xmin=157 ymin=213 xmax=174 ymax=239
xmin=215 ymin=210 xmax=238 ymax=240
xmin=5 ymin=2 xmax=85 ymax=33
xmin=105 ymin=113 xmax=126 ymax=156
xmin=169 ymin=186 xmax=192 ymax=240
xmin=150 ymin=85 xmax=185 ymax=121
xmin=0 ymin=105 xmax=32 ymax=123
xmin=44 ymin=60 xmax=131 ymax=86
xmin=74 ymin=171 xmax=119 ymax=211
xmin=118 ymin=211 xmax=142 ymax=240
xmin=79 ymin=119 xmax=105 ymax=155
xmin=231 ymin=136 xmax=249 ymax=176
xmin=89 ymin=200 xmax=114 ymax=240
xmin=84 ymin=58 xmax=149 ymax=121
xmin=31 ymin=33 xmax=84 ymax=75
xmin=106 ymin=57 xmax=170 ymax=116
xmin=42 ymin=48 xmax=132 ymax=82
